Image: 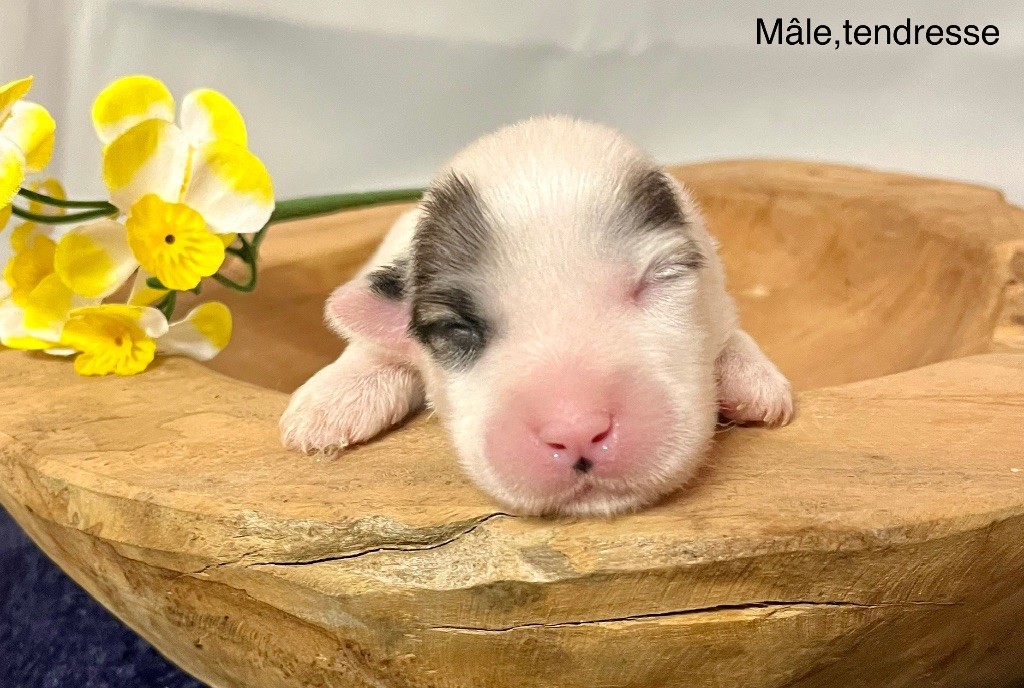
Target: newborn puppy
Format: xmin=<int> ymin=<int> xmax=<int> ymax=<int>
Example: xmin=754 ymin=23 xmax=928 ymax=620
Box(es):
xmin=280 ymin=116 xmax=792 ymax=516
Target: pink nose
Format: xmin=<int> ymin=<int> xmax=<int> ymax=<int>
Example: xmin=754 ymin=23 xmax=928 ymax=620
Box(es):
xmin=484 ymin=364 xmax=669 ymax=499
xmin=537 ymin=413 xmax=616 ymax=474
xmin=484 ymin=364 xmax=639 ymax=492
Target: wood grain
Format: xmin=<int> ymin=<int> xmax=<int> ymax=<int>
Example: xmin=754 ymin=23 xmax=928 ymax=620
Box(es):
xmin=2 ymin=160 xmax=1023 ymax=687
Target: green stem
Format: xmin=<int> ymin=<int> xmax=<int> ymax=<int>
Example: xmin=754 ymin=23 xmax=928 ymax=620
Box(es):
xmin=154 ymin=290 xmax=178 ymax=320
xmin=141 ymin=188 xmax=427 ymax=297
xmin=11 ymin=205 xmax=119 ymax=224
xmin=267 ymin=188 xmax=424 ymax=224
xmin=210 ymin=270 xmax=256 ymax=293
xmin=17 ymin=188 xmax=118 ymax=212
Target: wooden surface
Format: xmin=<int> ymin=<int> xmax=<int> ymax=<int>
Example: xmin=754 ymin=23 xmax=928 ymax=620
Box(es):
xmin=2 ymin=160 xmax=1024 ymax=687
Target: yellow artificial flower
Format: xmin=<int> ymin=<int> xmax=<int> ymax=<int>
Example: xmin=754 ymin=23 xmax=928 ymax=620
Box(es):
xmin=0 ymin=218 xmax=94 ymax=349
xmin=125 ymin=194 xmax=225 ymax=290
xmin=0 ymin=77 xmax=56 ymax=210
xmin=55 ymin=300 xmax=233 ymax=376
xmin=54 ymin=75 xmax=274 ymax=297
xmin=4 ymin=224 xmax=56 ymax=306
xmin=158 ymin=301 xmax=233 ymax=361
xmin=0 ymin=180 xmax=86 ymax=349
xmin=60 ymin=304 xmax=167 ymax=376
xmin=0 ymin=299 xmax=64 ymax=351
xmin=0 ymin=76 xmax=242 ymax=373
xmin=2 ymin=179 xmax=70 ymax=306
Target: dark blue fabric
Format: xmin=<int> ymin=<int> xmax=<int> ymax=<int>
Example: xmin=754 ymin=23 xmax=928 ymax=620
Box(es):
xmin=0 ymin=507 xmax=203 ymax=688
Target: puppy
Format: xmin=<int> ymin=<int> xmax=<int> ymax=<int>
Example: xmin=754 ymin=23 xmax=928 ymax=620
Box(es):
xmin=280 ymin=116 xmax=792 ymax=516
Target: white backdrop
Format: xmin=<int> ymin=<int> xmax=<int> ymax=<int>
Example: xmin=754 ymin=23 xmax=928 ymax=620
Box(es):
xmin=3 ymin=0 xmax=1023 ymax=202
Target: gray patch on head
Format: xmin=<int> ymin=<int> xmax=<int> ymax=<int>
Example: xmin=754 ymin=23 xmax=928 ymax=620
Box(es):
xmin=409 ymin=172 xmax=493 ymax=370
xmin=616 ymin=166 xmax=705 ymax=270
xmin=626 ymin=168 xmax=687 ymax=229
xmin=411 ymin=172 xmax=491 ymax=285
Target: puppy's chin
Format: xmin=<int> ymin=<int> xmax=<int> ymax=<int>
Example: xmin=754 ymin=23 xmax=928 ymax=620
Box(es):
xmin=541 ymin=486 xmax=653 ymax=518
xmin=467 ymin=459 xmax=702 ymax=518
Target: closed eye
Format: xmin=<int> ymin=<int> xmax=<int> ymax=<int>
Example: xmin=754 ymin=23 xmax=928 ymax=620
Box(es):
xmin=648 ymin=261 xmax=695 ymax=283
xmin=425 ymin=320 xmax=478 ymax=347
xmin=417 ymin=318 xmax=486 ymax=367
xmin=410 ymin=285 xmax=491 ymax=369
xmin=631 ymin=251 xmax=704 ymax=302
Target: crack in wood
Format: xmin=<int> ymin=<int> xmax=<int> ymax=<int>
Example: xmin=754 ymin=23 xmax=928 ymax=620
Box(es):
xmin=428 ymin=599 xmax=962 ymax=633
xmin=189 ymin=511 xmax=515 ymax=574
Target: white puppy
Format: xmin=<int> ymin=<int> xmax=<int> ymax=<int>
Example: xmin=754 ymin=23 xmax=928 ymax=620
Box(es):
xmin=281 ymin=117 xmax=792 ymax=516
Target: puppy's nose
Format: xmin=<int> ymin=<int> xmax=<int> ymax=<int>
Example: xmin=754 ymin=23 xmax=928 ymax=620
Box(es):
xmin=484 ymin=364 xmax=670 ymax=495
xmin=484 ymin=364 xmax=642 ymax=488
xmin=538 ymin=412 xmax=615 ymax=460
xmin=533 ymin=411 xmax=619 ymax=476
xmin=573 ymin=457 xmax=594 ymax=474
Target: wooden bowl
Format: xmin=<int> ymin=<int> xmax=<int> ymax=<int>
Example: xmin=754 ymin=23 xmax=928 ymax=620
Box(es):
xmin=2 ymin=161 xmax=1024 ymax=687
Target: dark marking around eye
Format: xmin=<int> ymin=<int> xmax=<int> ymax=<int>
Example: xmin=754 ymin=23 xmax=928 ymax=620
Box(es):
xmin=367 ymin=258 xmax=408 ymax=300
xmin=409 ymin=172 xmax=493 ymax=369
xmin=410 ymin=285 xmax=490 ymax=370
xmin=620 ymin=167 xmax=707 ymax=275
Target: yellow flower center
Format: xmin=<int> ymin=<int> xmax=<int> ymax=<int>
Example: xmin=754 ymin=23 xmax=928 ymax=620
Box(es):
xmin=125 ymin=194 xmax=225 ymax=291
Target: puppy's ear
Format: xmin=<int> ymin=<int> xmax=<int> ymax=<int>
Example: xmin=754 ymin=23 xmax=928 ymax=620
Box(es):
xmin=326 ymin=259 xmax=413 ymax=355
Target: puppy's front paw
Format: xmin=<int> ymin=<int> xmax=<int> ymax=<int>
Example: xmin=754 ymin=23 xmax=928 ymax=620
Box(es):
xmin=718 ymin=363 xmax=793 ymax=427
xmin=279 ymin=357 xmax=424 ymax=455
xmin=279 ymin=390 xmax=355 ymax=457
xmin=716 ymin=330 xmax=794 ymax=427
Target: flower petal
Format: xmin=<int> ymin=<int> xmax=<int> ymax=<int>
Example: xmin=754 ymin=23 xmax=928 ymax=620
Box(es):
xmin=44 ymin=346 xmax=77 ymax=356
xmin=158 ymin=301 xmax=232 ymax=361
xmin=0 ymin=300 xmax=56 ymax=350
xmin=103 ymin=119 xmax=190 ymax=210
xmin=180 ymin=89 xmax=247 ymax=148
xmin=0 ymin=76 xmax=33 ymax=125
xmin=5 ymin=229 xmax=55 ymax=306
xmin=23 ymin=272 xmax=74 ymax=338
xmin=54 ymin=219 xmax=139 ymax=298
xmin=67 ymin=304 xmax=168 ymax=337
xmin=23 ymin=178 xmax=65 ymax=216
xmin=73 ymin=341 xmax=156 ymax=376
xmin=92 ymin=75 xmax=174 ymax=145
xmin=183 ymin=139 xmax=274 ymax=234
xmin=0 ymin=203 xmax=11 ymax=229
xmin=3 ymin=335 xmax=58 ymax=351
xmin=127 ymin=268 xmax=167 ymax=306
xmin=0 ymin=136 xmax=26 ymax=209
xmin=9 ymin=220 xmax=47 ymax=253
xmin=1 ymin=101 xmax=56 ymax=172
xmin=135 ymin=305 xmax=170 ymax=338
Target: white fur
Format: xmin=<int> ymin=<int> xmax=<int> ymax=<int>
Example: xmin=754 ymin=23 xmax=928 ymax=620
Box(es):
xmin=280 ymin=116 xmax=793 ymax=515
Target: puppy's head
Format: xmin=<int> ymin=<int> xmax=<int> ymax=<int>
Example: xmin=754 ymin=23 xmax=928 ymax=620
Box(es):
xmin=334 ymin=118 xmax=723 ymax=515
